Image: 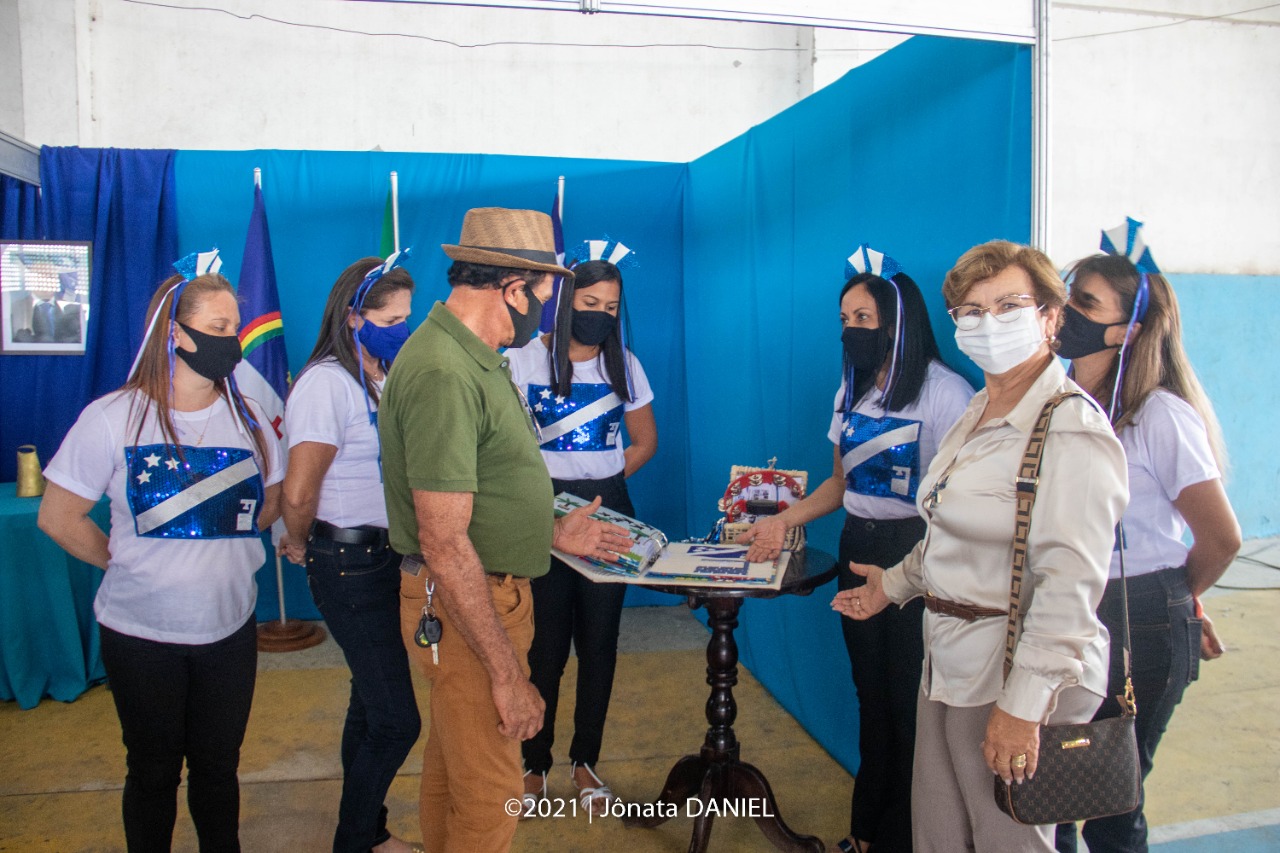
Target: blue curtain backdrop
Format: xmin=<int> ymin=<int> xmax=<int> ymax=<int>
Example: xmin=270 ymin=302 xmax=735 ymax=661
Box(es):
xmin=8 ymin=36 xmax=1034 ymax=774
xmin=682 ymin=37 xmax=1031 ymax=773
xmin=174 ymin=151 xmax=688 ymax=616
xmin=0 ymin=149 xmax=178 ymax=482
xmin=1 ymin=175 xmax=41 ymax=241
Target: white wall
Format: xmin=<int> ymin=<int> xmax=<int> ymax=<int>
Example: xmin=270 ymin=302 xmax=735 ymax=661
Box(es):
xmin=5 ymin=1 xmax=1279 ymax=273
xmin=1049 ymin=2 xmax=1280 ymax=274
xmin=9 ymin=0 xmax=813 ymax=163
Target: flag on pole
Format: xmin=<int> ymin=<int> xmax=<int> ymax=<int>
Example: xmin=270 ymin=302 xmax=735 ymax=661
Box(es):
xmin=235 ymin=183 xmax=289 ymax=444
xmin=380 ymin=188 xmax=396 ymax=257
xmin=539 ymin=178 xmax=566 ymax=332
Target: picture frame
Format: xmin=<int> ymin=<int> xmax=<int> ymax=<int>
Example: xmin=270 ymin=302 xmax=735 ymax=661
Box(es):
xmin=1 ymin=240 xmax=92 ymax=355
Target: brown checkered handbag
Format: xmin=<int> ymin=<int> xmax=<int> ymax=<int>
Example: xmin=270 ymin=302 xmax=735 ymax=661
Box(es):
xmin=993 ymin=392 xmax=1141 ymax=826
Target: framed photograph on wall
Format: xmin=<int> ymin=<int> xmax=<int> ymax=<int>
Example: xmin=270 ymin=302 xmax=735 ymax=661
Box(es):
xmin=1 ymin=240 xmax=92 ymax=355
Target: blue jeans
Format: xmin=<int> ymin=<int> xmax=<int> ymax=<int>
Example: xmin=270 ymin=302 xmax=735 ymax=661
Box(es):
xmin=1056 ymin=566 xmax=1202 ymax=853
xmin=99 ymin=616 xmax=257 ymax=853
xmin=307 ymin=534 xmax=421 ymax=853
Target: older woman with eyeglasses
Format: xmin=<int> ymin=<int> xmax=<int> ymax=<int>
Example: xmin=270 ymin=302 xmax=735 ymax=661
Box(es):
xmin=833 ymin=240 xmax=1128 ymax=851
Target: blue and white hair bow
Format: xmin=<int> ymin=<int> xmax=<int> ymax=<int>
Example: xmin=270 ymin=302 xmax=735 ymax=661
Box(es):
xmin=129 ymin=248 xmax=222 ymax=381
xmin=842 ymin=243 xmax=905 ymax=411
xmin=570 ymin=237 xmax=638 ymax=269
xmin=351 ymin=248 xmax=411 ymax=313
xmin=845 ymin=244 xmax=904 ymax=283
xmin=351 ymin=248 xmax=412 ymax=428
xmin=1099 ymin=217 xmax=1160 ymax=421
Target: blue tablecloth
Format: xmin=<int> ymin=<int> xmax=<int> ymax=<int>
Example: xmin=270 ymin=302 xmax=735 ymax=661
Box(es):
xmin=0 ymin=482 xmax=109 ymax=709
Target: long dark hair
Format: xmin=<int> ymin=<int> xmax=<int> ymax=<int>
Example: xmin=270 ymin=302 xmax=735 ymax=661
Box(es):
xmin=548 ymin=259 xmax=633 ymax=401
xmin=839 ymin=271 xmax=942 ymax=412
xmin=298 ymin=257 xmax=415 ymax=406
xmin=123 ymin=273 xmax=271 ymax=473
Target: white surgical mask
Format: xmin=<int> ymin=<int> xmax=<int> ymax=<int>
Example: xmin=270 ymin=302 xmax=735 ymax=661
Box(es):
xmin=954 ymin=307 xmax=1046 ymax=375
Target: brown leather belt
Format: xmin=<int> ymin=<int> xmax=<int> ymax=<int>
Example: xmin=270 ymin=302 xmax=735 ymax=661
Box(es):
xmin=399 ymin=553 xmax=513 ymax=583
xmin=924 ymin=592 xmax=1007 ymax=622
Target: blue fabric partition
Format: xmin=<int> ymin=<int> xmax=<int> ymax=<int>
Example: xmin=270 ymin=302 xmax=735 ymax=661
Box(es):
xmin=683 ymin=37 xmax=1031 ymax=773
xmin=174 ymin=151 xmax=689 ymax=614
xmin=1 ymin=175 xmax=41 ymax=241
xmin=0 ymin=149 xmax=178 ymax=482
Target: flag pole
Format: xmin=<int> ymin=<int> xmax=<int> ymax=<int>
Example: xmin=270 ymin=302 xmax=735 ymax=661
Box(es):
xmin=557 ymin=175 xmax=564 ymax=221
xmin=247 ymin=166 xmax=326 ymax=654
xmin=390 ymin=171 xmax=400 ymax=252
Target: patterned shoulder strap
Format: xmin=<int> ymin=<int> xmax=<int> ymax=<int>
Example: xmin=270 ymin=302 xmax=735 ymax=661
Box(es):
xmin=1002 ymin=391 xmax=1084 ymax=680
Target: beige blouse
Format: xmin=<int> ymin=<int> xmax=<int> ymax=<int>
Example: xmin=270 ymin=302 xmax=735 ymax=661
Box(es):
xmin=881 ymin=358 xmax=1128 ymax=723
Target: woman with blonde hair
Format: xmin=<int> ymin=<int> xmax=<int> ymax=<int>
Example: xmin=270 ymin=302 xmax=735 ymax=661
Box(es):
xmin=1055 ymin=220 xmax=1241 ymax=853
xmin=40 ymin=252 xmax=283 ymax=851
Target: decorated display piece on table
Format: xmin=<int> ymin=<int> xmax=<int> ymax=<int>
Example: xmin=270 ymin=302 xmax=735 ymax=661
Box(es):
xmin=551 ymin=493 xmax=789 ymax=590
xmin=716 ymin=459 xmax=808 ymax=552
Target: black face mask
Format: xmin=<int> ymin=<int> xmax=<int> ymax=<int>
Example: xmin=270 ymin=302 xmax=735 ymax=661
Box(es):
xmin=841 ymin=326 xmax=890 ymax=372
xmin=1057 ymin=304 xmax=1123 ymax=359
xmin=176 ymin=322 xmax=243 ymax=381
xmin=505 ymin=286 xmax=543 ymax=349
xmin=571 ymin=310 xmax=616 ymax=347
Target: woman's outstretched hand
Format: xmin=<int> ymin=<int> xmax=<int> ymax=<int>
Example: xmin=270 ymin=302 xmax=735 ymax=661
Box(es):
xmin=831 ymin=562 xmax=890 ymax=620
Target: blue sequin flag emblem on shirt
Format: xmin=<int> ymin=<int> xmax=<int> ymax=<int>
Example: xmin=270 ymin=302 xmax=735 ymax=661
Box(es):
xmin=125 ymin=444 xmax=265 ymax=539
xmin=528 ymin=383 xmax=624 ymax=452
xmin=839 ymin=413 xmax=922 ymax=503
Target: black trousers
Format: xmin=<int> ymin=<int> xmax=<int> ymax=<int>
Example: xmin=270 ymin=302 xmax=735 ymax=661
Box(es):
xmin=1055 ymin=566 xmax=1201 ymax=853
xmin=837 ymin=513 xmax=927 ymax=853
xmin=99 ymin=616 xmax=258 ymax=853
xmin=522 ymin=472 xmax=633 ymax=774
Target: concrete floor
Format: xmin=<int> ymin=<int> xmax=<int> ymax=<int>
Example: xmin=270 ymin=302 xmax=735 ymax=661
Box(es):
xmin=2 ymin=542 xmax=1277 ymax=852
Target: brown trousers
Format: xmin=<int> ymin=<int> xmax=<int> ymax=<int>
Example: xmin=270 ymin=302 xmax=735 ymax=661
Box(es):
xmin=400 ymin=571 xmax=535 ymax=853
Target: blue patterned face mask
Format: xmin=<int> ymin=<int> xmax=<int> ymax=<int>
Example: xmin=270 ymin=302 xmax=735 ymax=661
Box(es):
xmin=356 ymin=319 xmax=410 ymax=363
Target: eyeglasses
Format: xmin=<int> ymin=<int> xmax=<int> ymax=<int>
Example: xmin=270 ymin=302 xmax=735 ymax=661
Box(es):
xmin=947 ymin=294 xmax=1039 ymax=331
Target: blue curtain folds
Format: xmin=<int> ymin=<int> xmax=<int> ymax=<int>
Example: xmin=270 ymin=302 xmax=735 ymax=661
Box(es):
xmin=683 ymin=37 xmax=1031 ymax=773
xmin=0 ymin=148 xmax=178 ymax=482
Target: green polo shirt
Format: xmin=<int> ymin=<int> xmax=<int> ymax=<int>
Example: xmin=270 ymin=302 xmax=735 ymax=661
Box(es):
xmin=380 ymin=301 xmax=553 ymax=576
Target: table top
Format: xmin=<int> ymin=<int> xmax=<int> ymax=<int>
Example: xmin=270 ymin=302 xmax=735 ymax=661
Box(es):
xmin=1 ymin=481 xmax=44 ymax=518
xmin=647 ymin=546 xmax=837 ymax=601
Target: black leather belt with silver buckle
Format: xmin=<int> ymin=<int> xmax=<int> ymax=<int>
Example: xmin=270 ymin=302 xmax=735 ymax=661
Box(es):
xmin=310 ymin=520 xmax=389 ymax=549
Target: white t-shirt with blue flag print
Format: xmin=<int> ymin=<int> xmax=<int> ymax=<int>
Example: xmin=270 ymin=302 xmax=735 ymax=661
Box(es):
xmin=507 ymin=335 xmax=653 ymax=481
xmin=827 ymin=361 xmax=973 ymax=520
xmin=45 ymin=389 xmax=284 ymax=645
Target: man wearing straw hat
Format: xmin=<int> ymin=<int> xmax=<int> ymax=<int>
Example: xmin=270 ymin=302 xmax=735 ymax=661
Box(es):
xmin=380 ymin=207 xmax=632 ymax=852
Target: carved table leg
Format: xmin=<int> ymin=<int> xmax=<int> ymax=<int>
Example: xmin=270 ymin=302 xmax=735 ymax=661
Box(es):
xmin=626 ymin=593 xmax=821 ymax=851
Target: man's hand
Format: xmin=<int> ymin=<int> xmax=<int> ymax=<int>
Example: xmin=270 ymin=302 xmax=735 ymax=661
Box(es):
xmin=552 ymin=496 xmax=634 ymax=561
xmin=492 ymin=676 xmax=546 ymax=741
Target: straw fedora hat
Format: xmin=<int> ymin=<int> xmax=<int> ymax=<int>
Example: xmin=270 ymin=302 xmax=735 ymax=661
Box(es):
xmin=442 ymin=207 xmax=574 ymax=278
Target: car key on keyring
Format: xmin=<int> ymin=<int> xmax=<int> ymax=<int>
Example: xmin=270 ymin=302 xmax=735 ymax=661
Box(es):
xmin=414 ymin=579 xmax=443 ymax=664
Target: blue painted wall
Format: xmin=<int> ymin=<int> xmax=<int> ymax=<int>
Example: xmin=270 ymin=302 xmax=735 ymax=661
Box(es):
xmin=1169 ymin=274 xmax=1278 ymax=538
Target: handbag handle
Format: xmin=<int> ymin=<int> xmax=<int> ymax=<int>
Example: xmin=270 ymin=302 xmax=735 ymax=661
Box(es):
xmin=1002 ymin=392 xmax=1135 ymax=716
